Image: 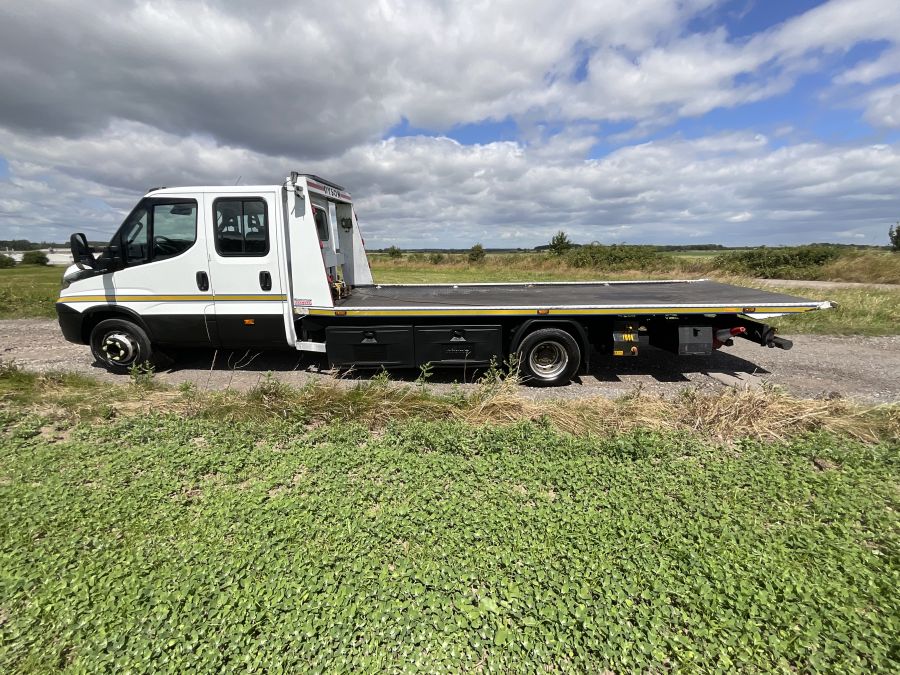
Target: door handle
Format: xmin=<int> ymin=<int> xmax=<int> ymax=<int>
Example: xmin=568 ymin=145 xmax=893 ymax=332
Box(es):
xmin=196 ymin=271 xmax=209 ymax=291
xmin=259 ymin=271 xmax=272 ymax=291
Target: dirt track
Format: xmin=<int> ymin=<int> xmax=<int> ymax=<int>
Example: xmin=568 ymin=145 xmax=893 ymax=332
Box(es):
xmin=2 ymin=319 xmax=898 ymax=404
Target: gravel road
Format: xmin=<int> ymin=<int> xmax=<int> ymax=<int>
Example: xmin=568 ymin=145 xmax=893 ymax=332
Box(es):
xmin=2 ymin=319 xmax=898 ymax=403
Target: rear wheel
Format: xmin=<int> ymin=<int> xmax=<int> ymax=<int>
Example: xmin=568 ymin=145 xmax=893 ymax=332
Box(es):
xmin=90 ymin=318 xmax=154 ymax=374
xmin=517 ymin=328 xmax=581 ymax=386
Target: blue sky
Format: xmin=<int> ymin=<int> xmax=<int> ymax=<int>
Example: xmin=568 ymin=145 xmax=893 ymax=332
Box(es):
xmin=392 ymin=3 xmax=896 ymax=155
xmin=1 ymin=0 xmax=900 ymax=247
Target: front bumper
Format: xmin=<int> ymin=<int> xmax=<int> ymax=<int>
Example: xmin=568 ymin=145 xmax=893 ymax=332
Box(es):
xmin=56 ymin=303 xmax=86 ymax=344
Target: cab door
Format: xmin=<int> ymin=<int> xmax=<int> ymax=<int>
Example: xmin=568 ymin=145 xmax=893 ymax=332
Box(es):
xmin=102 ymin=196 xmax=214 ymax=346
xmin=206 ymin=193 xmax=289 ymax=348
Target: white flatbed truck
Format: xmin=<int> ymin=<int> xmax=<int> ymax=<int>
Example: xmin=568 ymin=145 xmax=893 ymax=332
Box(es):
xmin=57 ymin=173 xmax=832 ymax=385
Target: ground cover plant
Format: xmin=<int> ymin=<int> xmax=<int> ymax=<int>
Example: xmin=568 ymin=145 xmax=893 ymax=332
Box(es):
xmin=0 ymin=363 xmax=898 ymax=672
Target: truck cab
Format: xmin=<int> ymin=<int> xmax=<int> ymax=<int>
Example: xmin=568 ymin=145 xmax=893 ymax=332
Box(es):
xmin=59 ymin=173 xmax=371 ymax=371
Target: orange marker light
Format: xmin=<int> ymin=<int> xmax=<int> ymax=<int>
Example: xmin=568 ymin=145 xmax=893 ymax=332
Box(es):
xmin=243 ymin=319 xmax=255 ymax=326
xmin=536 ymin=308 xmax=550 ymax=315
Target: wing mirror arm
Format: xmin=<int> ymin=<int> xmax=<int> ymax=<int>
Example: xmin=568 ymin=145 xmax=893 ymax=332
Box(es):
xmin=69 ymin=232 xmax=96 ymax=270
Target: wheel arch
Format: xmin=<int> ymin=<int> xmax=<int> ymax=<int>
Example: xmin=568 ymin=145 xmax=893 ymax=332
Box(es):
xmin=81 ymin=306 xmax=153 ymax=344
xmin=508 ymin=318 xmax=590 ymax=372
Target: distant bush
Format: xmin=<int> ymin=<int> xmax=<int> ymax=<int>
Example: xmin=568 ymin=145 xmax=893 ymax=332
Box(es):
xmin=386 ymin=246 xmax=402 ymax=259
xmin=428 ymin=252 xmax=445 ymax=264
xmin=565 ymin=244 xmax=658 ymax=270
xmin=714 ymin=245 xmax=843 ymax=278
xmin=890 ymin=223 xmax=900 ymax=252
xmin=0 ymin=253 xmax=15 ymax=268
xmin=548 ymin=231 xmax=574 ymax=255
xmin=21 ymin=250 xmax=49 ymax=266
xmin=468 ymin=244 xmax=486 ymax=264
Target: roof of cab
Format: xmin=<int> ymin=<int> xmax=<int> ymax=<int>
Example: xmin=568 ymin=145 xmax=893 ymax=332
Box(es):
xmin=145 ymin=175 xmax=352 ymax=201
xmin=145 ymin=185 xmax=281 ymax=197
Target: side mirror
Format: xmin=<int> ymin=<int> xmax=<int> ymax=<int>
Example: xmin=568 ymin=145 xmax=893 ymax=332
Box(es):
xmin=70 ymin=232 xmax=96 ymax=270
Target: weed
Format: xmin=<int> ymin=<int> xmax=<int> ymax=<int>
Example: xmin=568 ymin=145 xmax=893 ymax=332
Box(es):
xmin=177 ymin=381 xmax=196 ymax=394
xmin=128 ymin=361 xmax=156 ymax=388
xmin=415 ymin=361 xmax=434 ymax=392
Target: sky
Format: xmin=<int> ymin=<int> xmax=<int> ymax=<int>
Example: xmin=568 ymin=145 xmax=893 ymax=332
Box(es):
xmin=1 ymin=0 xmax=900 ymax=248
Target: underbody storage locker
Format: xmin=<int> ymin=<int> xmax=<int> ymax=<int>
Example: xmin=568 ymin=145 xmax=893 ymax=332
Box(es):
xmin=677 ymin=326 xmax=713 ymax=355
xmin=414 ymin=325 xmax=502 ymax=367
xmin=325 ymin=326 xmax=415 ymax=367
xmin=650 ymin=324 xmax=714 ymax=355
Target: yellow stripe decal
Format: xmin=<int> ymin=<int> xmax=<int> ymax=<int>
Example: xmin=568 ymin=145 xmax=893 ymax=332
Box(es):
xmin=306 ymin=305 xmax=817 ymax=317
xmin=58 ymin=294 xmax=287 ymax=303
xmin=57 ymin=297 xmax=819 ymax=316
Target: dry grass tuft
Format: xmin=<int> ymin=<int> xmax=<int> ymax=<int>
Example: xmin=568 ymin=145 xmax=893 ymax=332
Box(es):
xmin=817 ymin=252 xmax=900 ymax=285
xmin=3 ymin=360 xmax=897 ymax=443
xmin=452 ymin=375 xmax=899 ymax=443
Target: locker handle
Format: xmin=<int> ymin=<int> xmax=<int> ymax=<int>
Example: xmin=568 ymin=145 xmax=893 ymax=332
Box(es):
xmin=259 ymin=271 xmax=272 ymax=291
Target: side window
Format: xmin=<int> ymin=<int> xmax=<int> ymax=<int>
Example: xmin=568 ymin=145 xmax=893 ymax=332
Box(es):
xmin=152 ymin=202 xmax=197 ymax=261
xmin=215 ymin=198 xmax=269 ymax=256
xmin=121 ymin=207 xmax=149 ymax=265
xmin=313 ymin=206 xmax=329 ymax=242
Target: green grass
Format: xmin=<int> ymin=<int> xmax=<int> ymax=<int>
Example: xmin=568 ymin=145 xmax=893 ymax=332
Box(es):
xmin=1 ymin=399 xmax=897 ymax=672
xmin=764 ymin=286 xmax=900 ymax=336
xmin=0 ymin=266 xmax=62 ymax=319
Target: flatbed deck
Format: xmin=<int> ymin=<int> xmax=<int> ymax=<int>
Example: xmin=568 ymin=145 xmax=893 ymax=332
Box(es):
xmin=320 ymin=279 xmax=828 ymax=317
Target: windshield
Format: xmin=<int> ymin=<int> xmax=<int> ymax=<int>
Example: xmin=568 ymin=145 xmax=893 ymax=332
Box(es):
xmin=119 ymin=204 xmax=149 ymax=263
xmin=101 ymin=197 xmax=197 ymax=266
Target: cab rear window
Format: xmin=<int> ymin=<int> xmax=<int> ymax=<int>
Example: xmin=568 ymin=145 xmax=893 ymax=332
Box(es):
xmin=214 ymin=198 xmax=269 ymax=256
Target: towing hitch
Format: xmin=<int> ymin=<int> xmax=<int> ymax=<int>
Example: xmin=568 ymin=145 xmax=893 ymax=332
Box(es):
xmin=736 ymin=320 xmax=793 ymax=350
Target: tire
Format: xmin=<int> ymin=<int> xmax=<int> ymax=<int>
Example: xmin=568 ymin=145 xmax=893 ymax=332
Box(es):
xmin=517 ymin=328 xmax=581 ymax=386
xmin=89 ymin=318 xmax=154 ymax=374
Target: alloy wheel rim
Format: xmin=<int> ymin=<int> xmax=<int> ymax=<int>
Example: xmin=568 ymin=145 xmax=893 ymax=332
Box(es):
xmin=101 ymin=331 xmax=139 ymax=365
xmin=529 ymin=340 xmax=568 ymax=378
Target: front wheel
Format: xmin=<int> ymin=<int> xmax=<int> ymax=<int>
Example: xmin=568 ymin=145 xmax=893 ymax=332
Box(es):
xmin=517 ymin=328 xmax=581 ymax=386
xmin=90 ymin=318 xmax=154 ymax=374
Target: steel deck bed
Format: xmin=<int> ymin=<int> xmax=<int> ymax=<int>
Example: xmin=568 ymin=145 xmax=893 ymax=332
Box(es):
xmin=314 ymin=279 xmax=828 ymax=317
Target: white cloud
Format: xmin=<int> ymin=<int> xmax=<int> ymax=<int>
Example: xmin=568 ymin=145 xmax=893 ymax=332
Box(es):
xmin=835 ymin=47 xmax=900 ymax=85
xmin=2 ymin=123 xmax=899 ymax=247
xmin=2 ymin=0 xmax=900 ymax=246
xmin=2 ymin=0 xmax=897 ymax=153
xmin=860 ymin=83 xmax=900 ymax=128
